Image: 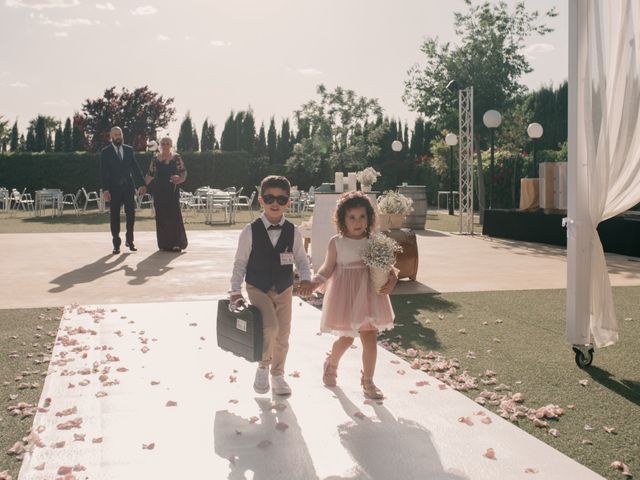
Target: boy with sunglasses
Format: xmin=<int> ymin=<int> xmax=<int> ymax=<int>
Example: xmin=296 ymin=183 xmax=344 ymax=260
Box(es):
xmin=229 ymin=175 xmax=315 ymax=395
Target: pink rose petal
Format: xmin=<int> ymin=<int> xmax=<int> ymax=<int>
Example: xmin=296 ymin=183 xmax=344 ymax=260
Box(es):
xmin=142 ymin=442 xmax=155 ymax=450
xmin=92 ymin=437 xmax=103 ymax=444
xmin=275 ymin=422 xmax=289 ymax=432
xmin=483 ymin=448 xmax=496 ymax=460
xmin=204 ymin=372 xmax=214 ymax=380
xmin=524 ymin=467 xmax=539 ymax=474
xmin=249 ymin=416 xmax=259 ymax=424
xmin=257 ymin=440 xmax=272 ymax=449
xmin=165 ymin=401 xmax=177 ymax=407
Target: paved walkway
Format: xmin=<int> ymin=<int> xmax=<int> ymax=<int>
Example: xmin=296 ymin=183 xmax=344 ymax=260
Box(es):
xmin=19 ymin=300 xmax=603 ymax=479
xmin=2 ymin=230 xmax=640 ymax=308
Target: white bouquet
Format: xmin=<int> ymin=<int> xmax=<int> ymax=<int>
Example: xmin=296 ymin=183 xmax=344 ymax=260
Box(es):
xmin=361 ymin=232 xmax=402 ymax=293
xmin=356 ymin=167 xmax=381 ymax=186
xmin=377 ymin=190 xmax=413 ymax=215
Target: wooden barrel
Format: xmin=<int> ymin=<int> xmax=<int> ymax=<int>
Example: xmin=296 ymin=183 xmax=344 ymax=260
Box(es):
xmin=398 ymin=185 xmax=427 ymax=230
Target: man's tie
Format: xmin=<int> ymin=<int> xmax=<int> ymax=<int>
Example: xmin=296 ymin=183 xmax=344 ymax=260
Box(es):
xmin=268 ymin=224 xmax=282 ymax=230
xmin=116 ymin=146 xmax=123 ymax=162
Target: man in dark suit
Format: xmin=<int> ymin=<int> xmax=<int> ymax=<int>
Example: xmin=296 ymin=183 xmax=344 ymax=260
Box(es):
xmin=100 ymin=126 xmax=146 ymax=254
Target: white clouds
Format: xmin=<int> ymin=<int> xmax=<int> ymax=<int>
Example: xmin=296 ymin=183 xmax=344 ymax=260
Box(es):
xmin=95 ymin=2 xmax=114 ymax=10
xmin=157 ymin=34 xmax=169 ymax=41
xmin=5 ymin=0 xmax=79 ymax=9
xmin=522 ymin=43 xmax=555 ymax=60
xmin=210 ymin=40 xmax=230 ymax=47
xmin=39 ymin=15 xmax=97 ymax=27
xmin=43 ymin=99 xmax=69 ymax=105
xmin=131 ymin=5 xmax=157 ymax=16
xmin=297 ymin=68 xmax=322 ymax=76
xmin=54 ymin=31 xmax=68 ymax=37
xmin=9 ymin=82 xmax=28 ymax=88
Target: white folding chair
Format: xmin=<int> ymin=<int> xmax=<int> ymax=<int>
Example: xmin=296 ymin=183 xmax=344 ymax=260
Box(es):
xmin=62 ymin=188 xmax=81 ymax=214
xmin=12 ymin=188 xmax=34 ymax=213
xmin=81 ymin=187 xmax=100 ymax=211
xmin=235 ymin=190 xmax=256 ymax=219
xmin=137 ymin=192 xmax=154 ymax=210
xmin=206 ymin=192 xmax=232 ymax=224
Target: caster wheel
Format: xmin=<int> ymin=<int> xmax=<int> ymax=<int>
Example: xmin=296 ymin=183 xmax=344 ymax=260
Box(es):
xmin=573 ymin=346 xmax=594 ymax=369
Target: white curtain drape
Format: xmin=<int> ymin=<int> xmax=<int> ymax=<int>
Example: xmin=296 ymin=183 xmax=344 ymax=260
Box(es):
xmin=567 ymin=0 xmax=640 ymax=348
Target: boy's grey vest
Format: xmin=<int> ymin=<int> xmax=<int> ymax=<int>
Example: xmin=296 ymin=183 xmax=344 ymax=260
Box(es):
xmin=246 ymin=219 xmax=295 ymax=293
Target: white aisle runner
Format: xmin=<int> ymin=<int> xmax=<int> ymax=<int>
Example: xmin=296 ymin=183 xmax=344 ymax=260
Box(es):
xmin=19 ymin=300 xmax=602 ymax=480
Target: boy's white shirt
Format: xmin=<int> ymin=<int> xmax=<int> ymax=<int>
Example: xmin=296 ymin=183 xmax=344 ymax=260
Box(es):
xmin=229 ymin=213 xmax=311 ymax=295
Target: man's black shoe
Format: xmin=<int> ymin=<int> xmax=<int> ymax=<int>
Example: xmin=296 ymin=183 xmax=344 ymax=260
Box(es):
xmin=126 ymin=242 xmax=137 ymax=252
xmin=113 ymin=248 xmax=120 ymax=254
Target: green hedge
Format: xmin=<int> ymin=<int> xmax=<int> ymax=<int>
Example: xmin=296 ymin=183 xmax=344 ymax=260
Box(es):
xmin=0 ymin=151 xmax=288 ymax=197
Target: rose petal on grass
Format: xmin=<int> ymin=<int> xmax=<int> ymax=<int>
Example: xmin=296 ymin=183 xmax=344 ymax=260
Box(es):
xmin=578 ymin=379 xmax=589 ymax=387
xmin=582 ymin=439 xmax=593 ymax=445
xmin=603 ymin=426 xmax=617 ymax=435
xmin=584 ymin=424 xmax=594 ymax=431
xmin=548 ymin=429 xmax=560 ymax=437
xmin=610 ymin=461 xmax=632 ymax=477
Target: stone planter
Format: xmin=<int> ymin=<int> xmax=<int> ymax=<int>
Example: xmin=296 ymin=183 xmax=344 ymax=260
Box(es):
xmin=378 ymin=213 xmax=406 ymax=231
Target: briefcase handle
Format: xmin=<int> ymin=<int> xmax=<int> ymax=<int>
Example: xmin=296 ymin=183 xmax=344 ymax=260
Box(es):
xmin=229 ymin=298 xmax=248 ymax=313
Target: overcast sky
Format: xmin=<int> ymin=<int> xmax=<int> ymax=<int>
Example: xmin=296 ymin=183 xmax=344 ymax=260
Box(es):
xmin=0 ymin=0 xmax=567 ymax=140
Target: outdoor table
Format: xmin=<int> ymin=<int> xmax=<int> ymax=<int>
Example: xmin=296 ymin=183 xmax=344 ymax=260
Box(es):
xmin=205 ymin=191 xmax=236 ymax=224
xmin=35 ymin=189 xmax=63 ymax=217
xmin=437 ymin=190 xmax=459 ymax=211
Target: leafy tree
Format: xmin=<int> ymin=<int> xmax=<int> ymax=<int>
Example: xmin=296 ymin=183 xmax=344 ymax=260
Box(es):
xmin=403 ymin=0 xmax=557 ymax=219
xmin=81 ymin=86 xmax=175 ymax=151
xmin=62 ymin=118 xmax=73 ymax=152
xmin=33 ymin=115 xmax=51 ymax=151
xmin=9 ymin=121 xmax=19 ymax=152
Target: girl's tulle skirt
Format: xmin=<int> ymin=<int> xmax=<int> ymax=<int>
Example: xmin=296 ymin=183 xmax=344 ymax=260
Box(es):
xmin=320 ymin=262 xmax=395 ymax=337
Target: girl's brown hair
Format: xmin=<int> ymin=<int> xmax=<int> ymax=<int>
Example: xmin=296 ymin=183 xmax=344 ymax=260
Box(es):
xmin=333 ymin=191 xmax=376 ymax=236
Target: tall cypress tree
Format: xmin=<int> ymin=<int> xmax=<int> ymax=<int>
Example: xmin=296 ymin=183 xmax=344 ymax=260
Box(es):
xmin=54 ymin=125 xmax=63 ymax=152
xmin=177 ymin=112 xmax=195 ymax=152
xmin=192 ymin=128 xmax=200 ymax=152
xmin=267 ymin=117 xmax=277 ymax=164
xmin=256 ymin=123 xmax=267 ymax=155
xmin=9 ymin=121 xmax=19 ymax=152
xmin=410 ymin=117 xmax=425 ymax=156
xmin=296 ymin=117 xmax=310 ymax=142
xmin=220 ymin=112 xmax=236 ymax=151
xmin=26 ymin=128 xmax=36 ymax=152
xmin=200 ymin=119 xmax=212 ymax=151
xmin=18 ymin=134 xmax=26 ymax=151
xmin=210 ymin=125 xmax=217 ymax=150
xmin=62 ymin=118 xmax=72 ymax=152
xmin=71 ymin=114 xmax=87 ymax=151
xmin=34 ymin=116 xmax=47 ymax=151
xmin=403 ymin=123 xmax=409 ymax=151
xmin=276 ymin=118 xmax=292 ymax=163
xmin=241 ymin=111 xmax=256 ymax=153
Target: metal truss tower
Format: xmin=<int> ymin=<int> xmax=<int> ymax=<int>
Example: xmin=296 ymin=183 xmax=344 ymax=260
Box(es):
xmin=458 ymin=87 xmax=474 ymax=234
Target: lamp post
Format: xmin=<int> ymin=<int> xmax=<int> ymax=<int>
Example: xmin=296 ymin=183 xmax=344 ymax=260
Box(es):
xmin=527 ymin=122 xmax=544 ymax=177
xmin=482 ymin=110 xmax=502 ymax=210
xmin=445 ymin=133 xmax=458 ymax=215
xmin=391 ymin=140 xmax=402 ymax=186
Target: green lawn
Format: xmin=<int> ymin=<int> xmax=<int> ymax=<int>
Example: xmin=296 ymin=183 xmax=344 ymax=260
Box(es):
xmin=384 ymin=287 xmax=640 ymax=480
xmin=0 ymin=308 xmax=63 ymax=479
xmin=0 ymin=208 xmax=311 ymax=234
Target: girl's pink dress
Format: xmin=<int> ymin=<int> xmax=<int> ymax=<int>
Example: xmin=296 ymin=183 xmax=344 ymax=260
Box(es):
xmin=320 ymin=236 xmax=395 ymax=337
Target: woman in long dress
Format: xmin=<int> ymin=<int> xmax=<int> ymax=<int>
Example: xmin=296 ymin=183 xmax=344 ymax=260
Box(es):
xmin=145 ymin=137 xmax=188 ymax=252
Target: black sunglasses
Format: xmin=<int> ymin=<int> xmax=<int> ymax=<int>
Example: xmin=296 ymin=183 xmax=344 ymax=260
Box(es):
xmin=262 ymin=194 xmax=289 ymax=206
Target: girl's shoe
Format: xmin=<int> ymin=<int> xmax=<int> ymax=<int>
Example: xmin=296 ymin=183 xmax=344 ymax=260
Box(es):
xmin=361 ymin=375 xmax=384 ymax=399
xmin=323 ymin=359 xmax=337 ymax=387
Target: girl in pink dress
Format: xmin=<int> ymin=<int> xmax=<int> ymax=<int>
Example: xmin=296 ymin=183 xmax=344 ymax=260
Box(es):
xmin=312 ymin=192 xmax=397 ymax=399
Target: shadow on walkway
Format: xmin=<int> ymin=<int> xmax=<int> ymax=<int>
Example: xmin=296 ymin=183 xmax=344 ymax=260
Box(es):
xmin=214 ymin=396 xmax=324 ymax=480
xmin=332 ymin=387 xmax=468 ymax=480
xmin=49 ymin=254 xmax=129 ymax=293
xmin=122 ymin=251 xmax=183 ymax=285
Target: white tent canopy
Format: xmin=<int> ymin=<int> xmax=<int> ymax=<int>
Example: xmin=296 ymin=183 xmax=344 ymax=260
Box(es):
xmin=567 ymin=0 xmax=640 ymax=352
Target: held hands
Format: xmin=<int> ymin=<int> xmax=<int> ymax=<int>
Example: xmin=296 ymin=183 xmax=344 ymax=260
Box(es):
xmin=297 ymin=280 xmax=318 ymax=298
xmin=170 ymin=175 xmax=181 ymax=184
xmin=378 ymin=269 xmax=398 ymax=295
xmin=138 ymin=186 xmax=147 ymax=196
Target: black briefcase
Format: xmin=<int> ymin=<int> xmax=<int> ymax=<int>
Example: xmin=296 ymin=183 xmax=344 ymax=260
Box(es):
xmin=216 ymin=299 xmax=263 ymax=362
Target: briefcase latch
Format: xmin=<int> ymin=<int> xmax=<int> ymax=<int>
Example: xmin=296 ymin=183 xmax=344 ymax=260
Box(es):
xmin=236 ymin=319 xmax=247 ymax=332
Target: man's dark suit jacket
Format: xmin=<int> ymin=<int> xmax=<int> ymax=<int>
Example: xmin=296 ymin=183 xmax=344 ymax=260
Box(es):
xmin=100 ymin=143 xmax=145 ymax=193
